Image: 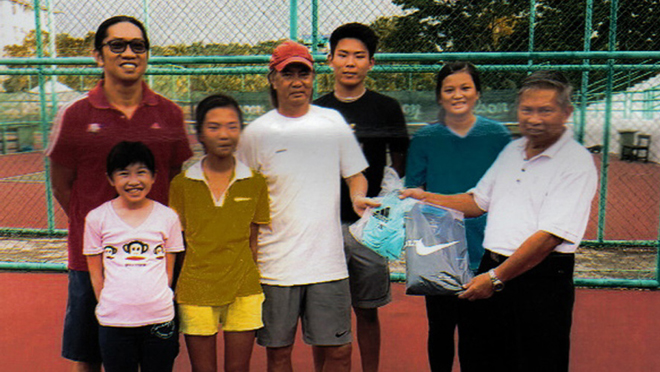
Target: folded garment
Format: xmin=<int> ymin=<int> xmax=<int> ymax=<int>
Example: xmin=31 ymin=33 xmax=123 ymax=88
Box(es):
xmin=405 ymin=203 xmax=473 ymax=296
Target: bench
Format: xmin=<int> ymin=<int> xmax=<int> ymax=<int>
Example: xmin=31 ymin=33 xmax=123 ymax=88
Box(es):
xmin=622 ymin=134 xmax=651 ymax=163
xmin=0 ymin=122 xmax=38 ymax=154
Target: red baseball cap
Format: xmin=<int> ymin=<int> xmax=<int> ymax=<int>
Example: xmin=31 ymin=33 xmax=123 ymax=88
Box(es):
xmin=269 ymin=40 xmax=314 ymax=71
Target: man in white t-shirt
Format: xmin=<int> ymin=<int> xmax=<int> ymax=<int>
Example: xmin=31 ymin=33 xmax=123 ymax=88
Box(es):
xmin=237 ymin=40 xmax=377 ymax=372
xmin=401 ymin=70 xmax=598 ymax=372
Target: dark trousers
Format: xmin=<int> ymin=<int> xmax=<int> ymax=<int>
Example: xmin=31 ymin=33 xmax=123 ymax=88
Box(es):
xmin=61 ymin=270 xmax=102 ymax=363
xmin=463 ymin=251 xmax=575 ymax=372
xmin=99 ymin=320 xmax=179 ymax=372
xmin=425 ymin=295 xmax=479 ymax=372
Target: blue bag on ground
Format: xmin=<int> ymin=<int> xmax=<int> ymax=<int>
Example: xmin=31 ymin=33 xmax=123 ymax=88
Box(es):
xmin=350 ymin=192 xmax=416 ymax=260
xmin=405 ymin=203 xmax=473 ymax=295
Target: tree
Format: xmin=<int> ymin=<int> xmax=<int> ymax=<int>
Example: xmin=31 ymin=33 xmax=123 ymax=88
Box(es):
xmin=3 ymin=30 xmax=96 ymax=92
xmin=375 ymin=0 xmax=530 ymax=53
xmin=371 ymin=0 xmax=660 ymax=92
xmin=375 ymin=0 xmax=660 ymax=53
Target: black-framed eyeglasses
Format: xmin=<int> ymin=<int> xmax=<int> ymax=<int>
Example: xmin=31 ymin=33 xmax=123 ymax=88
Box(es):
xmin=102 ymin=39 xmax=149 ymax=54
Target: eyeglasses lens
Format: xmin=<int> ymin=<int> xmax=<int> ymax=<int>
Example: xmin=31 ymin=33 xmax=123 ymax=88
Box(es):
xmin=106 ymin=40 xmax=148 ymax=54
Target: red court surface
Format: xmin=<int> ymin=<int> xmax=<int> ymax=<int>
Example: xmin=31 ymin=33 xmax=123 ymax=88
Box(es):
xmin=3 ymin=151 xmax=660 ymax=240
xmin=1 ymin=272 xmax=659 ymax=371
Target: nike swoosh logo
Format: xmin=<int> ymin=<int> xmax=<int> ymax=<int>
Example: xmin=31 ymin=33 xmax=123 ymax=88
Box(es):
xmin=335 ymin=330 xmax=349 ymax=338
xmin=415 ymin=239 xmax=460 ymax=256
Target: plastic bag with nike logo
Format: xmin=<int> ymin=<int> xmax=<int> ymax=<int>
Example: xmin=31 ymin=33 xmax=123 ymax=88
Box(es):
xmin=405 ymin=203 xmax=473 ymax=296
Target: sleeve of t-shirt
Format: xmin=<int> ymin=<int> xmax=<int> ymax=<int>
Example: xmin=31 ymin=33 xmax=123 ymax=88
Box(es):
xmin=236 ymin=125 xmax=260 ymax=171
xmin=537 ymin=162 xmax=598 ymax=244
xmin=168 ymin=176 xmax=186 ymax=231
xmin=337 ymin=113 xmax=369 ymax=178
xmin=385 ymin=101 xmax=409 ymax=154
xmin=469 ymin=153 xmax=503 ymax=212
xmin=164 ymin=207 xmax=185 ymax=253
xmin=404 ymin=134 xmax=427 ymax=188
xmin=82 ymin=208 xmax=103 ymax=256
xmin=46 ymin=103 xmax=78 ymax=169
xmin=252 ymin=173 xmax=271 ymax=225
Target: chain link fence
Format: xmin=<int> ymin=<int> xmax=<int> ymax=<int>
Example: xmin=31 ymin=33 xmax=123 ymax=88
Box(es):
xmin=0 ymin=0 xmax=659 ymax=284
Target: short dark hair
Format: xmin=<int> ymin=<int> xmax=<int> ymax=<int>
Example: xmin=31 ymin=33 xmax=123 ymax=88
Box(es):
xmin=435 ymin=62 xmax=482 ymax=102
xmin=94 ymin=15 xmax=150 ymax=52
xmin=518 ymin=70 xmax=573 ymax=110
xmin=329 ymin=23 xmax=379 ymax=58
xmin=195 ymin=93 xmax=244 ymax=138
xmin=106 ymin=141 xmax=156 ymax=177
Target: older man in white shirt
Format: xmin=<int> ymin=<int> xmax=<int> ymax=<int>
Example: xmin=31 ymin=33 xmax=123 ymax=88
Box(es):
xmin=401 ymin=70 xmax=598 ymax=372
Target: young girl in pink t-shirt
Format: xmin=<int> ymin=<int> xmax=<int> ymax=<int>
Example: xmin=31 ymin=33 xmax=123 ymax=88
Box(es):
xmin=83 ymin=141 xmax=185 ymax=372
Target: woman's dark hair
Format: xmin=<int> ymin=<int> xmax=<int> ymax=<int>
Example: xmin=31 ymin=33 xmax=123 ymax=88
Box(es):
xmin=106 ymin=141 xmax=156 ymax=177
xmin=435 ymin=62 xmax=482 ymax=102
xmin=195 ymin=93 xmax=245 ymax=139
xmin=94 ymin=15 xmax=150 ymax=51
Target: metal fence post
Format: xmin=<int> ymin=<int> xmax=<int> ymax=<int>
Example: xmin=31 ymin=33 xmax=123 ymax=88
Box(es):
xmin=45 ymin=0 xmax=59 ymax=120
xmin=311 ymin=0 xmax=319 ymax=98
xmin=311 ymin=0 xmax=319 ymax=53
xmin=577 ymin=0 xmax=594 ymax=144
xmin=527 ymin=0 xmax=536 ymax=69
xmin=143 ymin=0 xmax=154 ymax=87
xmin=33 ymin=0 xmax=57 ymax=234
xmin=289 ymin=0 xmax=298 ymax=40
xmin=597 ymin=0 xmax=619 ymax=244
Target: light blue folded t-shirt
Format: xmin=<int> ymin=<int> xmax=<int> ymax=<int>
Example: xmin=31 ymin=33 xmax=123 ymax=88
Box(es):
xmin=360 ymin=192 xmax=417 ymax=260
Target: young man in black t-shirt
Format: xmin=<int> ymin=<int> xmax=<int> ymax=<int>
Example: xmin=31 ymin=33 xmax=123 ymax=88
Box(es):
xmin=314 ymin=23 xmax=409 ymax=372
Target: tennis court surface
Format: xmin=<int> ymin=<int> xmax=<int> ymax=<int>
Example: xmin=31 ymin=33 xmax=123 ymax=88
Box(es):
xmin=1 ymin=272 xmax=659 ymax=371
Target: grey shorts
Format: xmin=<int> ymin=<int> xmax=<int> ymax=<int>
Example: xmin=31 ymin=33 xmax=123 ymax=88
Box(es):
xmin=343 ymin=224 xmax=392 ymax=309
xmin=257 ymin=279 xmax=352 ymax=348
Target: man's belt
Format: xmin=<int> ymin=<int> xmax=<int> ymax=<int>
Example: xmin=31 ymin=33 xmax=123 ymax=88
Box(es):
xmin=489 ymin=250 xmax=574 ymax=264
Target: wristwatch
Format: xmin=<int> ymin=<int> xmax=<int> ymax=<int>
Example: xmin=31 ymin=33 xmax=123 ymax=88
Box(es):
xmin=488 ymin=269 xmax=505 ymax=292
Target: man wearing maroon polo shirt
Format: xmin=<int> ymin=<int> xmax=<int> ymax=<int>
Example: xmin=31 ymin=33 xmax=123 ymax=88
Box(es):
xmin=46 ymin=16 xmax=192 ymax=372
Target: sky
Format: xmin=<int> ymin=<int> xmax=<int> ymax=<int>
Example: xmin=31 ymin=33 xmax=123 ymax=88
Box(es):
xmin=48 ymin=0 xmax=404 ymax=46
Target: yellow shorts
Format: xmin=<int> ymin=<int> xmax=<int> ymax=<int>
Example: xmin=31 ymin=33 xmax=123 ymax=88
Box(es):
xmin=178 ymin=293 xmax=265 ymax=335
